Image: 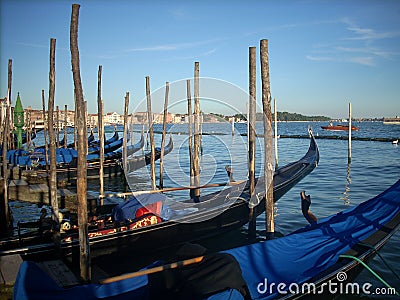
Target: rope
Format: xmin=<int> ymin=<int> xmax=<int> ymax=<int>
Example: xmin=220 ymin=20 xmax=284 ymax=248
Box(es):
xmin=339 ymin=254 xmax=399 ymax=296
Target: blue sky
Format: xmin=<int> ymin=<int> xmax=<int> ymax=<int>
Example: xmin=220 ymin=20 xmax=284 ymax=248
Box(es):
xmin=1 ymin=0 xmax=399 ymax=118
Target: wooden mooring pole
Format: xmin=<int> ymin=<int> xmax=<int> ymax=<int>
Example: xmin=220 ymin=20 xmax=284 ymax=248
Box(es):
xmin=70 ymin=3 xmax=90 ymax=282
xmin=97 ymin=66 xmax=104 ymax=200
xmin=193 ymin=62 xmax=201 ymax=201
xmin=159 ymin=82 xmax=169 ymax=189
xmin=187 ymin=79 xmax=195 ymax=198
xmin=1 ymin=87 xmax=11 ymax=232
xmin=41 ymin=90 xmax=49 ymax=170
xmin=248 ymin=46 xmax=257 ymax=237
xmin=48 ymin=38 xmax=59 ymax=228
xmin=260 ymin=39 xmax=274 ymax=239
xmin=64 ymin=105 xmax=68 ymax=148
xmin=123 ymin=92 xmax=129 ymax=175
xmin=348 ymin=102 xmax=352 ymax=164
xmin=146 ymin=77 xmax=156 ymax=190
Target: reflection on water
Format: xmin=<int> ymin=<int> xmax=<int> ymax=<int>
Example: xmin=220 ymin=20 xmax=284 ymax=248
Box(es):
xmin=340 ymin=162 xmax=352 ymax=206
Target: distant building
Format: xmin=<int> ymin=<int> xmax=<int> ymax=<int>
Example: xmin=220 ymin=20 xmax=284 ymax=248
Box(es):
xmin=104 ymin=112 xmax=122 ymax=125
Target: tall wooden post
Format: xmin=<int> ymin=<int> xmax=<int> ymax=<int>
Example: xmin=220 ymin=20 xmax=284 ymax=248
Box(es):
xmin=7 ymin=60 xmax=12 ymax=150
xmin=146 ymin=77 xmax=156 ymax=190
xmin=193 ymin=62 xmax=201 ymax=200
xmin=97 ymin=66 xmax=104 ymax=199
xmin=260 ymin=39 xmax=274 ymax=239
xmin=348 ymin=102 xmax=352 ymax=164
xmin=248 ymin=46 xmax=257 ymax=236
xmin=274 ymin=98 xmax=279 ymax=169
xmin=70 ymin=3 xmax=90 ymax=282
xmin=187 ymin=80 xmax=194 ymax=198
xmin=159 ymin=82 xmax=169 ymax=189
xmin=42 ymin=90 xmax=49 ymax=170
xmin=123 ymin=92 xmax=129 ymax=175
xmin=1 ymin=88 xmax=11 ymax=232
xmin=48 ymin=38 xmax=59 ymax=228
xmin=56 ymin=105 xmax=60 ymax=148
xmin=64 ymin=105 xmax=68 ymax=148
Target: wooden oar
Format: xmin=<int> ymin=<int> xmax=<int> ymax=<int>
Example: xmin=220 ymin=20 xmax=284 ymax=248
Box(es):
xmin=102 ymin=180 xmax=247 ymax=198
xmin=99 ymin=256 xmax=204 ymax=284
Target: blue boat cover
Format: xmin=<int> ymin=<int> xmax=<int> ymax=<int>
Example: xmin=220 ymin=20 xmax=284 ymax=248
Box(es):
xmin=216 ymin=179 xmax=400 ymax=299
xmin=13 ymin=180 xmax=400 ymax=300
xmin=13 ymin=261 xmax=149 ymax=300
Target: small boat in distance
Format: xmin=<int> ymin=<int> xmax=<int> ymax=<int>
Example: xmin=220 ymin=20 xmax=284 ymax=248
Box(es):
xmin=321 ymin=123 xmax=359 ymax=131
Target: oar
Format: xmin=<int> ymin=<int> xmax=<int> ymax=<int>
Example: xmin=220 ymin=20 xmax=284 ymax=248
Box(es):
xmin=99 ymin=256 xmax=204 ymax=284
xmin=102 ymin=180 xmax=247 ymax=198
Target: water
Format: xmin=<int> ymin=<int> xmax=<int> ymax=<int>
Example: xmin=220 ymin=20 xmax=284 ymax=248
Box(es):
xmin=10 ymin=121 xmax=400 ymax=297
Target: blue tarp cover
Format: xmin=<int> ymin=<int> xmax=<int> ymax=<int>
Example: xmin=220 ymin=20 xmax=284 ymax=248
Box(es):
xmin=218 ymin=179 xmax=400 ymax=299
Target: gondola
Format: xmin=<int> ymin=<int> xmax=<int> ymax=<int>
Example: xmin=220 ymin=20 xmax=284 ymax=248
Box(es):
xmin=6 ymin=134 xmax=127 ymax=167
xmin=0 ymin=131 xmax=317 ymax=259
xmin=124 ymin=135 xmax=174 ymax=173
xmin=13 ymin=179 xmax=400 ymax=300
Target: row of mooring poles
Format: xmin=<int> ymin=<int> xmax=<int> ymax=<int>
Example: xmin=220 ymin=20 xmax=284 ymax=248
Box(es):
xmin=247 ymin=40 xmax=275 ymax=239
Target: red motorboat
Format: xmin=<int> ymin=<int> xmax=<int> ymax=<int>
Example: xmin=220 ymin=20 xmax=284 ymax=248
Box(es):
xmin=321 ymin=123 xmax=359 ymax=131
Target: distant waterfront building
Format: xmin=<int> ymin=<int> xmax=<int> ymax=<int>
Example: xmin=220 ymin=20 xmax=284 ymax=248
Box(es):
xmin=104 ymin=112 xmax=122 ymax=125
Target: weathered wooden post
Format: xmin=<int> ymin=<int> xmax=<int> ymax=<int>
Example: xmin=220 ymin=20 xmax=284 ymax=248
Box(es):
xmin=70 ymin=3 xmax=90 ymax=282
xmin=48 ymin=38 xmax=59 ymax=229
xmin=274 ymin=98 xmax=278 ymax=169
xmin=193 ymin=62 xmax=201 ymax=201
xmin=1 ymin=88 xmax=11 ymax=232
xmin=64 ymin=105 xmax=68 ymax=148
xmin=348 ymin=102 xmax=352 ymax=164
xmin=42 ymin=90 xmax=49 ymax=170
xmin=159 ymin=81 xmax=169 ymax=189
xmin=260 ymin=39 xmax=274 ymax=239
xmin=248 ymin=46 xmax=257 ymax=236
xmin=187 ymin=79 xmax=194 ymax=198
xmin=123 ymin=92 xmax=129 ymax=175
xmin=145 ymin=77 xmax=156 ymax=190
xmin=56 ymin=105 xmax=60 ymax=148
xmin=7 ymin=60 xmax=12 ymax=150
xmin=97 ymin=66 xmax=104 ymax=199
